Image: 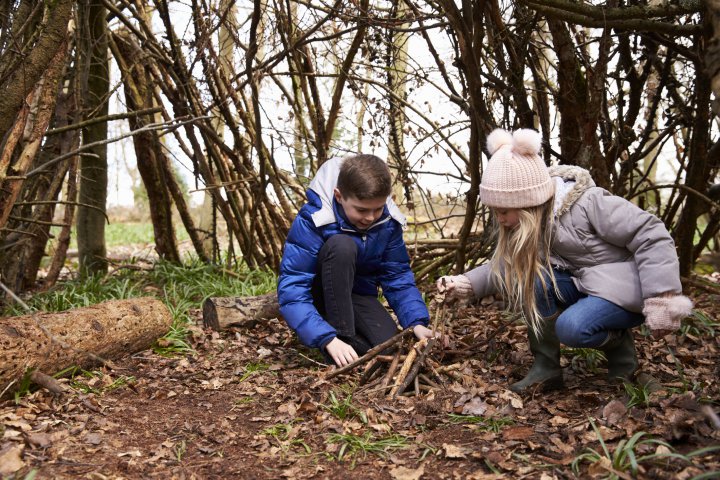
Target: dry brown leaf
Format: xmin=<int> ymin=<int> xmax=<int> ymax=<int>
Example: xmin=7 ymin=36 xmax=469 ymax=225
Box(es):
xmin=548 ymin=435 xmax=574 ymax=455
xmin=0 ymin=445 xmax=24 ymax=475
xmin=502 ymin=426 xmax=534 ymax=441
xmin=26 ymin=432 xmax=52 ymax=448
xmin=499 ymin=390 xmax=523 ymax=409
xmin=467 ymin=470 xmax=503 ymax=480
xmin=442 ymin=443 xmax=469 ymax=459
xmin=3 ymin=420 xmax=31 ymax=431
xmin=549 ymin=415 xmax=570 ymax=427
xmin=85 ymin=432 xmax=103 ymax=445
xmin=117 ymin=449 xmax=142 ymax=457
xmin=462 ymin=397 xmax=489 ymax=416
xmin=602 ymin=400 xmax=627 ymax=426
xmin=390 ymin=464 xmax=425 ymax=480
xmin=581 ymin=425 xmax=624 ymax=443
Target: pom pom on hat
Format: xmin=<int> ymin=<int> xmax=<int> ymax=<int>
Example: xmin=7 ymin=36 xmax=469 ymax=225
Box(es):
xmin=479 ymin=128 xmax=554 ymax=209
xmin=512 ymin=129 xmax=542 ymax=156
xmin=487 ymin=129 xmax=514 ymax=155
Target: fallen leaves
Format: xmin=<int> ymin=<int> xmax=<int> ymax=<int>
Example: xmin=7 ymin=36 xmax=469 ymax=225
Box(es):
xmin=602 ymin=399 xmax=627 ymax=426
xmin=442 ymin=443 xmax=469 ymax=459
xmin=0 ymin=444 xmax=24 ymax=475
xmin=390 ymin=464 xmax=425 ymax=480
xmin=0 ymin=295 xmax=718 ymax=479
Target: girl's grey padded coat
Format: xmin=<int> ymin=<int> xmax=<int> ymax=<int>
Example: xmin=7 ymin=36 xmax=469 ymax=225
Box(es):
xmin=464 ymin=166 xmax=682 ymax=313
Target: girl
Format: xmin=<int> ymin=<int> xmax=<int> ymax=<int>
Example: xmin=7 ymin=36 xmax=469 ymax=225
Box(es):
xmin=438 ymin=128 xmax=693 ymax=393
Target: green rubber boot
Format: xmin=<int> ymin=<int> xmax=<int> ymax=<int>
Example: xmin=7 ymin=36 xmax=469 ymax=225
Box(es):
xmin=510 ymin=313 xmax=564 ymax=393
xmin=600 ymin=330 xmax=639 ymax=381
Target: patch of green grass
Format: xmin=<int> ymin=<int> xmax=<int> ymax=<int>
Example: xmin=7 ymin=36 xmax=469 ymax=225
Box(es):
xmin=21 ymin=469 xmax=39 ymax=480
xmin=322 ymin=387 xmax=366 ymax=422
xmin=262 ymin=421 xmax=312 ymax=454
xmin=13 ymin=369 xmax=36 ymax=404
xmin=447 ymin=414 xmax=514 ymax=433
xmin=572 ymin=418 xmax=671 ymax=479
xmin=263 ymin=422 xmax=294 ymax=439
xmin=238 ymin=362 xmax=269 ymax=382
xmin=2 ymin=257 xmax=277 ymax=360
xmin=49 ymin=222 xmax=191 ymax=250
xmin=680 ymin=310 xmax=719 ymax=338
xmin=2 ymin=272 xmax=146 ymax=317
xmin=562 ymin=347 xmax=607 ymax=374
xmin=327 ymin=432 xmax=408 ymax=464
xmin=68 ymin=370 xmax=135 ymax=395
xmin=173 ymin=439 xmax=187 ymax=462
xmin=623 ymin=380 xmax=653 ymax=409
xmin=106 ymin=222 xmax=156 ymax=246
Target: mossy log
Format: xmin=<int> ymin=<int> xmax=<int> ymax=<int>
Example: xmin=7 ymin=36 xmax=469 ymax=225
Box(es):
xmin=202 ymin=293 xmax=280 ymax=331
xmin=0 ymin=297 xmax=172 ymax=395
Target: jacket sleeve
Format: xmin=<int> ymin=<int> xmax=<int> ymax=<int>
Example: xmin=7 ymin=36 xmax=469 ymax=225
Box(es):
xmin=581 ymin=188 xmax=682 ymax=298
xmin=277 ymin=211 xmax=337 ymax=349
xmin=463 ymin=263 xmax=498 ymax=299
xmin=378 ymin=225 xmax=429 ymax=329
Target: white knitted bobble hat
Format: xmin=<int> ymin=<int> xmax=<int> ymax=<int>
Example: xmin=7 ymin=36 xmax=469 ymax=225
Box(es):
xmin=479 ymin=128 xmax=554 ymax=209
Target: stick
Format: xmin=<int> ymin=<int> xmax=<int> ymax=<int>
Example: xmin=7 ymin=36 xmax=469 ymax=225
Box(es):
xmin=702 ymin=405 xmax=720 ymax=429
xmin=376 ymin=354 xmax=403 ymax=362
xmin=389 ymin=339 xmax=423 ymax=397
xmin=419 ymin=373 xmax=441 ymax=389
xmin=380 ymin=349 xmax=403 ymax=390
xmin=30 ymin=371 xmax=66 ymax=395
xmin=325 ymin=329 xmax=411 ymax=379
xmin=359 ymin=359 xmax=383 ymax=386
xmin=393 ymin=338 xmax=435 ymax=398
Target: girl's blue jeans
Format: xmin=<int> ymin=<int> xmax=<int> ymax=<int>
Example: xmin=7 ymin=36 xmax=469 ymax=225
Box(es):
xmin=535 ymin=268 xmax=645 ymax=348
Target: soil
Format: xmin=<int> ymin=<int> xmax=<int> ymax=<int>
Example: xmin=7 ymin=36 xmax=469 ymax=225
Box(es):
xmin=2 ymin=282 xmax=719 ymax=479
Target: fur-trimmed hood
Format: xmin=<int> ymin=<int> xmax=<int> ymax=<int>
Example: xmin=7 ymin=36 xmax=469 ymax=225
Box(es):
xmin=548 ymin=165 xmax=595 ymax=217
xmin=308 ymin=156 xmax=406 ymax=228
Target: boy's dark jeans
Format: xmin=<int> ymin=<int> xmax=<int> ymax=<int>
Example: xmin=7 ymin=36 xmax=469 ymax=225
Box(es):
xmin=312 ymin=235 xmax=398 ymax=360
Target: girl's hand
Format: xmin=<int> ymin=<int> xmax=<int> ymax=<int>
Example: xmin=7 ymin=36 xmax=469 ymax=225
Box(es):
xmin=642 ymin=293 xmax=693 ymax=333
xmin=325 ymin=337 xmax=359 ymax=367
xmin=436 ymin=275 xmax=474 ymax=300
xmin=413 ymin=325 xmax=450 ymax=347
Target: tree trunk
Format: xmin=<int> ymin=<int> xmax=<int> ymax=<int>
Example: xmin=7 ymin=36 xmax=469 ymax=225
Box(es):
xmin=202 ymin=293 xmax=280 ymax=331
xmin=112 ymin=29 xmax=180 ymax=263
xmin=387 ymin=0 xmax=412 ymax=208
xmin=77 ymin=0 xmax=109 ymax=276
xmin=45 ymin=157 xmax=79 ymax=289
xmin=0 ymin=297 xmax=172 ymax=396
xmin=676 ymin=54 xmax=712 ymax=276
xmin=0 ymin=0 xmax=73 ymax=141
xmin=546 ymin=17 xmax=609 ymax=188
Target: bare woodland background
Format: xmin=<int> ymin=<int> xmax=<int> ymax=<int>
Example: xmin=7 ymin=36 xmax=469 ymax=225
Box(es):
xmin=0 ymin=0 xmax=718 ymax=295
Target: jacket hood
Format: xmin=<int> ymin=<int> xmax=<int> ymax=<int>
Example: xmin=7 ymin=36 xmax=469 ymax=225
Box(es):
xmin=548 ymin=165 xmax=595 ymax=217
xmin=308 ymin=156 xmax=406 ymax=228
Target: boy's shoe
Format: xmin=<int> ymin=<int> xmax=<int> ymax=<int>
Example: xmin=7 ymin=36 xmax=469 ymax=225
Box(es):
xmin=510 ymin=313 xmax=564 ymax=393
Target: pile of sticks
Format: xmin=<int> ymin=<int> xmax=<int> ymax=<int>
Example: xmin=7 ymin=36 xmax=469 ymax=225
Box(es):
xmin=325 ymin=288 xmax=463 ymax=398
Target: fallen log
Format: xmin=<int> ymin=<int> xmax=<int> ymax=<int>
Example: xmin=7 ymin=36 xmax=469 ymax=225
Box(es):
xmin=0 ymin=297 xmax=172 ymax=396
xmin=202 ymin=293 xmax=280 ymax=331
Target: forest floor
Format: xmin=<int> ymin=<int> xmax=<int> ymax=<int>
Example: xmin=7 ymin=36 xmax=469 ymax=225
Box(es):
xmin=2 ymin=271 xmax=720 ymax=479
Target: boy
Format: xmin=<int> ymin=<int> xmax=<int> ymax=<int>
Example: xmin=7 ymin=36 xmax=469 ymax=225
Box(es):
xmin=278 ymin=154 xmax=436 ymax=367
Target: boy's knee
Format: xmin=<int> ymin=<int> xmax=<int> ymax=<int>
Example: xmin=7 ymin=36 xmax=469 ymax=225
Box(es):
xmin=320 ymin=235 xmax=357 ymax=260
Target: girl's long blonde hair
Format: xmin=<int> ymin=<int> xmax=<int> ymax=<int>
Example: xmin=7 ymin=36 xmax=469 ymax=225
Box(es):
xmin=489 ymin=198 xmax=556 ymax=337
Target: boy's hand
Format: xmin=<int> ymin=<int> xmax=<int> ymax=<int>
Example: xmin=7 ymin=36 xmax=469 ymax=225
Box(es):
xmin=413 ymin=325 xmax=449 ymax=347
xmin=436 ymin=275 xmax=473 ymax=300
xmin=325 ymin=337 xmax=359 ymax=367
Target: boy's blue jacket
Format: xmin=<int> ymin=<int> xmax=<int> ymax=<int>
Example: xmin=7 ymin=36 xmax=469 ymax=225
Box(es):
xmin=277 ymin=157 xmax=430 ymax=349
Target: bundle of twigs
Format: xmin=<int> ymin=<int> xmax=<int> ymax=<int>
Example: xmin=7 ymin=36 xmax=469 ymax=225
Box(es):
xmin=325 ymin=288 xmax=470 ymax=398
